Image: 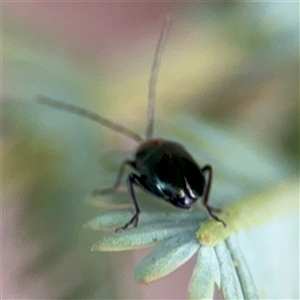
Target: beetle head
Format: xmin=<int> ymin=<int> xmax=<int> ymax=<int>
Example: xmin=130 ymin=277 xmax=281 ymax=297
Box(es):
xmin=167 ymin=186 xmax=199 ymax=209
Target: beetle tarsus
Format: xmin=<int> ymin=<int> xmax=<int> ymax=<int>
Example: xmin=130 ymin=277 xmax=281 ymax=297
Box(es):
xmin=115 ymin=212 xmax=140 ymax=232
xmin=205 ymin=204 xmax=226 ymax=227
xmin=207 ymin=205 xmax=222 ymax=214
xmin=201 ymin=165 xmax=226 ymax=227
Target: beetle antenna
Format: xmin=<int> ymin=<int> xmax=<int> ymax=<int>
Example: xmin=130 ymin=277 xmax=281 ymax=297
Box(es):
xmin=38 ymin=96 xmax=143 ymax=142
xmin=145 ymin=15 xmax=172 ymax=140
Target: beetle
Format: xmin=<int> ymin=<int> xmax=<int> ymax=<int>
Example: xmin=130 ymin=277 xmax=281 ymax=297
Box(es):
xmin=38 ymin=17 xmax=226 ymax=231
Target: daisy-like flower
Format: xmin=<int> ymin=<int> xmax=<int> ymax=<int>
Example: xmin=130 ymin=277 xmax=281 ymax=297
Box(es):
xmin=85 ymin=209 xmax=255 ymax=299
xmin=84 ymin=117 xmax=297 ymax=300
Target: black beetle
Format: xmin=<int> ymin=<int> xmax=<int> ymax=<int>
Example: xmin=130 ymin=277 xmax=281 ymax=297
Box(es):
xmin=38 ymin=17 xmax=226 ymax=231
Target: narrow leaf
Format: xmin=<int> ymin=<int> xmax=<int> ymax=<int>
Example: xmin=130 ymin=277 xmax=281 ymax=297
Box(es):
xmin=84 ymin=209 xmax=203 ymax=231
xmin=84 ymin=194 xmax=130 ymax=209
xmin=135 ymin=233 xmax=199 ymax=283
xmin=226 ymin=236 xmax=259 ymax=300
xmin=188 ymin=246 xmax=220 ymax=300
xmin=215 ymin=241 xmax=244 ymax=300
xmin=84 ymin=210 xmax=134 ymax=231
xmin=91 ymin=223 xmax=199 ymax=251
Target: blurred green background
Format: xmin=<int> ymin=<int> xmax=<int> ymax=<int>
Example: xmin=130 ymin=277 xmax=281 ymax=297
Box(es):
xmin=2 ymin=2 xmax=299 ymax=299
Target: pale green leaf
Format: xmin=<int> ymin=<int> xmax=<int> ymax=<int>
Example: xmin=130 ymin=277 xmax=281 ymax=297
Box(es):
xmin=84 ymin=209 xmax=205 ymax=231
xmin=215 ymin=241 xmax=244 ymax=300
xmin=84 ymin=210 xmax=135 ymax=231
xmin=84 ymin=194 xmax=131 ymax=209
xmin=188 ymin=246 xmax=220 ymax=300
xmin=226 ymin=236 xmax=259 ymax=300
xmin=135 ymin=233 xmax=199 ymax=283
xmin=91 ymin=223 xmax=199 ymax=251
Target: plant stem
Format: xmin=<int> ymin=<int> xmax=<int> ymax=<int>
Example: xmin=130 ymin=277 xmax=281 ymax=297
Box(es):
xmin=197 ymin=178 xmax=299 ymax=246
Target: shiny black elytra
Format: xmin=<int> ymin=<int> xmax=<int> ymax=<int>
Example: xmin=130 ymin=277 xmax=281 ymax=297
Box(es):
xmin=38 ymin=17 xmax=226 ymax=231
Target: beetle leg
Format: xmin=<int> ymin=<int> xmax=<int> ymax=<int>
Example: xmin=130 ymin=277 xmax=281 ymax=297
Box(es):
xmin=92 ymin=160 xmax=135 ymax=196
xmin=201 ymin=165 xmax=226 ymax=227
xmin=116 ymin=173 xmax=141 ymax=232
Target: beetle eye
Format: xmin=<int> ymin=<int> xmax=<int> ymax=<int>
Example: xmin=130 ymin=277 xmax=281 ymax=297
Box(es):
xmin=173 ymin=195 xmax=192 ymax=209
